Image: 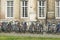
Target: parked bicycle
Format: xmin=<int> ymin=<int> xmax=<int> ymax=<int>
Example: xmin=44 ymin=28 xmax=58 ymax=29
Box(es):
xmin=36 ymin=23 xmax=43 ymax=33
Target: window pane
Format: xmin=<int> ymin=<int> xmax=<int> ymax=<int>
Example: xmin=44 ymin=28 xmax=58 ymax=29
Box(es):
xmin=11 ymin=1 xmax=13 ymax=6
xmin=25 ymin=7 xmax=28 ymax=17
xmin=11 ymin=7 xmax=13 ymax=17
xmin=25 ymin=1 xmax=28 ymax=6
xmin=22 ymin=1 xmax=24 ymax=6
xmin=7 ymin=1 xmax=10 ymax=6
xmin=42 ymin=1 xmax=44 ymax=6
xmin=42 ymin=7 xmax=45 ymax=17
xmin=7 ymin=1 xmax=13 ymax=6
xmin=57 ymin=7 xmax=60 ymax=17
xmin=58 ymin=7 xmax=60 ymax=17
xmin=39 ymin=1 xmax=41 ymax=6
xmin=22 ymin=7 xmax=25 ymax=17
xmin=56 ymin=1 xmax=59 ymax=6
xmin=39 ymin=7 xmax=41 ymax=17
xmin=7 ymin=7 xmax=10 ymax=17
xmin=59 ymin=7 xmax=60 ymax=17
xmin=57 ymin=7 xmax=59 ymax=17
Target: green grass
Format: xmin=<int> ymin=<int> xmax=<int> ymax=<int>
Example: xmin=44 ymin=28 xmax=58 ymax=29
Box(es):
xmin=0 ymin=36 xmax=60 ymax=40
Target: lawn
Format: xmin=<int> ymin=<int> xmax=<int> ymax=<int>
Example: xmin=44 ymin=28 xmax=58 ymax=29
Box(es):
xmin=0 ymin=36 xmax=60 ymax=40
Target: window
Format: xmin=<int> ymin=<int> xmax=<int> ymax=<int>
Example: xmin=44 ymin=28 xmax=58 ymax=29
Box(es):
xmin=21 ymin=1 xmax=28 ymax=18
xmin=55 ymin=0 xmax=60 ymax=18
xmin=37 ymin=0 xmax=46 ymax=19
xmin=7 ymin=1 xmax=13 ymax=18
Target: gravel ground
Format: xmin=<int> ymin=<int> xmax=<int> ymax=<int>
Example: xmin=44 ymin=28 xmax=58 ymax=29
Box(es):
xmin=0 ymin=32 xmax=60 ymax=38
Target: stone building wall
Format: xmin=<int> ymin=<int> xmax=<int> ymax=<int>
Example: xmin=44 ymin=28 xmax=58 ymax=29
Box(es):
xmin=0 ymin=0 xmax=58 ymax=25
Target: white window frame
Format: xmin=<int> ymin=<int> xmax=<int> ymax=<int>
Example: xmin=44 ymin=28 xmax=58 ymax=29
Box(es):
xmin=21 ymin=1 xmax=28 ymax=18
xmin=37 ymin=0 xmax=46 ymax=19
xmin=55 ymin=0 xmax=60 ymax=19
xmin=6 ymin=0 xmax=14 ymax=18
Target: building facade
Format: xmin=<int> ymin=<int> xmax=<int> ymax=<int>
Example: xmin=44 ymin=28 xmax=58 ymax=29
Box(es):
xmin=0 ymin=0 xmax=60 ymax=27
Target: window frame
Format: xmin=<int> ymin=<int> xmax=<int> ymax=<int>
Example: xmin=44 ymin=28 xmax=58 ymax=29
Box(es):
xmin=6 ymin=0 xmax=14 ymax=18
xmin=37 ymin=0 xmax=46 ymax=19
xmin=21 ymin=1 xmax=28 ymax=18
xmin=55 ymin=0 xmax=60 ymax=19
